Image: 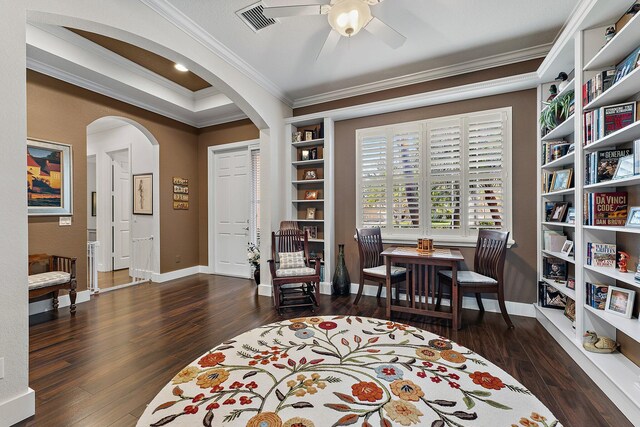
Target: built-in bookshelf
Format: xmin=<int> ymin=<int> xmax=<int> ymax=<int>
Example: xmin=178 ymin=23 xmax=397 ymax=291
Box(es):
xmin=536 ymin=1 xmax=640 ymax=421
xmin=285 ymin=117 xmax=335 ymax=284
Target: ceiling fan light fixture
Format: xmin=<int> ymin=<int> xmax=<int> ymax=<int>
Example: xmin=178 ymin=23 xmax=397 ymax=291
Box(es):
xmin=328 ymin=0 xmax=371 ymax=37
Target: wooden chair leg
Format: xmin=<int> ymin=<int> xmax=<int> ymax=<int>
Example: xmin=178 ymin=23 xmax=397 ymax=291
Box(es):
xmin=52 ymin=291 xmax=59 ymax=310
xmin=273 ymin=284 xmax=281 ymax=314
xmin=69 ymin=288 xmax=77 ymax=315
xmin=475 ymin=293 xmax=484 ymax=311
xmin=376 ymin=282 xmax=383 ymax=298
xmin=436 ymin=278 xmax=445 ymax=308
xmin=314 ymin=280 xmax=320 ymax=307
xmin=354 ymin=273 xmax=365 ymax=305
xmin=457 ymin=289 xmax=464 ymax=327
xmin=498 ymin=287 xmax=514 ymax=329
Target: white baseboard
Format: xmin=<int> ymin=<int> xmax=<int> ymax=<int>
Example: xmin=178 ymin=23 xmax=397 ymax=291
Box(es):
xmin=254 ymin=282 xmax=534 ymax=317
xmin=152 ymin=265 xmax=202 ymax=283
xmin=29 ymin=290 xmax=91 ymax=316
xmin=0 ymin=388 xmax=35 ymax=426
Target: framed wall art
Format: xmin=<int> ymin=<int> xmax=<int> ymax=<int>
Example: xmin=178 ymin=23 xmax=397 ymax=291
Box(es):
xmin=27 ymin=139 xmax=73 ymax=216
xmin=133 ymin=173 xmax=153 ymax=215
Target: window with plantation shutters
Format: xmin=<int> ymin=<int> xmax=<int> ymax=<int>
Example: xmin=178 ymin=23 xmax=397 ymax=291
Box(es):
xmin=356 ymin=108 xmax=511 ymax=243
xmin=250 ymin=148 xmax=261 ymax=245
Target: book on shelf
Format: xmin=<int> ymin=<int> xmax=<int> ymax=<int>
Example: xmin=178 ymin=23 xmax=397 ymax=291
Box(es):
xmin=585 ymin=282 xmax=609 ymax=310
xmin=584 ymin=191 xmax=628 ymax=226
xmin=541 ymin=140 xmax=570 ymax=164
xmin=539 ymin=281 xmax=567 ymax=310
xmin=543 ymin=257 xmax=568 ymax=281
xmin=582 ymin=101 xmax=637 ymax=146
xmin=584 ymin=148 xmax=632 ymax=184
xmin=586 ymin=242 xmax=616 ymax=267
xmin=582 ymin=69 xmax=616 ymax=105
xmin=543 ymin=230 xmax=567 ymax=252
xmin=613 ymin=46 xmax=640 ymax=85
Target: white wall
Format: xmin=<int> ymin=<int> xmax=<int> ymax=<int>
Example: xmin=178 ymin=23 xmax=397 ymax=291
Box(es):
xmin=0 ymin=2 xmax=35 ymax=424
xmin=87 ymin=123 xmax=158 ymax=273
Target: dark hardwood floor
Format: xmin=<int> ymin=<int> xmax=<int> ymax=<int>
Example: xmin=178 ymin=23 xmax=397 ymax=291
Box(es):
xmin=18 ymin=274 xmax=633 ymax=427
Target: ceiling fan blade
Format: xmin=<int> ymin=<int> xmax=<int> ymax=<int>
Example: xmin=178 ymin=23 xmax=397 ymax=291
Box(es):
xmin=262 ymin=5 xmax=324 ymax=18
xmin=317 ymin=30 xmax=341 ymax=60
xmin=364 ymin=16 xmax=406 ymax=49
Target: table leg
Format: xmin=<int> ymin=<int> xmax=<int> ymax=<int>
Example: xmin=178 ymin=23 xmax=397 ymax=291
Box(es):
xmin=386 ymin=261 xmax=391 ymax=319
xmin=452 ymin=263 xmax=460 ymax=330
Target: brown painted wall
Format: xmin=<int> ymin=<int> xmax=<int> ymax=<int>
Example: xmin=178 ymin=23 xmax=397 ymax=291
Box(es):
xmin=197 ymin=120 xmax=260 ymax=265
xmin=27 ymin=70 xmax=200 ymax=291
xmin=328 ymin=90 xmax=538 ymax=304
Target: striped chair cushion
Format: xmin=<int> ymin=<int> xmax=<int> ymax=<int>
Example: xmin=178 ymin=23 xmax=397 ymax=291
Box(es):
xmin=278 ymin=251 xmax=306 ymax=269
xmin=28 ymin=271 xmax=71 ymax=290
xmin=276 ymin=267 xmax=316 ymax=278
xmin=363 ymin=265 xmax=406 ymax=278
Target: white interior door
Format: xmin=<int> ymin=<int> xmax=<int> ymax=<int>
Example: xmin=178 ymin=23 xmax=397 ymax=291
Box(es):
xmin=111 ymin=150 xmax=130 ymax=271
xmin=214 ymin=147 xmax=251 ymax=277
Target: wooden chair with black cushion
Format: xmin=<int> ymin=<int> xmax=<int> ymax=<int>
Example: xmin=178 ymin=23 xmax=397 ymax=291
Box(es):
xmin=268 ymin=229 xmax=321 ymax=315
xmin=28 ymin=253 xmax=78 ymax=314
xmin=437 ymin=229 xmax=512 ymax=328
xmin=354 ymin=228 xmax=409 ymax=305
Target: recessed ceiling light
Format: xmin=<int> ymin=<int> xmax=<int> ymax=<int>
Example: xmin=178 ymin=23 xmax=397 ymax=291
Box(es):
xmin=174 ymin=63 xmax=188 ymax=72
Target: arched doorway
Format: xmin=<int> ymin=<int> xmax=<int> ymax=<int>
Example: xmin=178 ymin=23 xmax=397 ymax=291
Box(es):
xmin=87 ymin=116 xmax=160 ymax=291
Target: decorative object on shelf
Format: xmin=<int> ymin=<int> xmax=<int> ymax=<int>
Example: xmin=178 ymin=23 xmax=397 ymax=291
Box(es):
xmin=564 ymin=298 xmax=576 ymax=321
xmin=27 ymin=138 xmax=73 ymax=216
xmin=546 ymin=84 xmax=558 ymax=102
xmin=612 ymin=154 xmax=634 ymax=179
xmin=306 ymin=207 xmax=316 ymax=219
xmin=543 ymin=257 xmax=567 ymax=281
xmin=247 ymin=242 xmax=260 ymax=285
xmin=618 ymin=251 xmax=630 ymax=272
xmin=293 ymin=131 xmax=302 ymax=143
xmin=615 ymin=1 xmax=640 ymax=34
xmin=304 ymin=190 xmax=319 ymax=200
xmin=583 ymin=331 xmax=619 ymax=354
xmin=310 ymin=147 xmax=319 ymax=160
xmin=539 ymin=281 xmax=567 ymax=309
xmin=626 ymin=206 xmax=640 ymax=227
xmin=567 ymin=278 xmax=575 ymax=290
xmin=543 ymin=230 xmax=567 ymax=252
xmin=549 ymin=202 xmax=569 ymax=222
xmin=604 ymin=286 xmax=636 ymax=318
xmin=304 ymin=130 xmax=314 ymax=141
xmin=91 ymin=192 xmax=96 ymax=217
xmin=172 ymin=177 xmax=189 ymax=210
xmin=555 ymin=72 xmax=569 ymax=91
xmin=550 ymin=168 xmax=573 ymax=191
xmin=301 ymin=149 xmax=310 ymax=161
xmin=565 ymin=207 xmax=576 ymax=224
xmin=332 ymin=244 xmax=351 ymax=296
xmin=540 ymin=90 xmax=574 ymax=136
xmin=604 ymin=26 xmax=616 ymax=44
xmin=303 ymin=169 xmax=317 ymax=180
xmin=302 ymin=225 xmax=318 ymax=239
xmin=560 ymin=240 xmax=574 ymax=256
xmin=133 ymin=173 xmax=153 ymax=215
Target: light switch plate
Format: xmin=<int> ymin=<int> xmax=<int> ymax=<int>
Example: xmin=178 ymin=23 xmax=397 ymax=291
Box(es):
xmin=59 ymin=217 xmax=72 ymax=226
xmin=0 ymin=357 xmax=4 ymax=379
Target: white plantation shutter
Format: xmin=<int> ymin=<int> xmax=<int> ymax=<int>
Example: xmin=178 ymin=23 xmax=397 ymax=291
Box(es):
xmin=360 ymin=133 xmax=387 ymax=228
xmin=391 ymin=127 xmax=421 ymax=231
xmin=428 ymin=120 xmax=462 ymax=233
xmin=466 ymin=113 xmax=506 ymax=231
xmin=250 ymin=148 xmax=261 ymax=244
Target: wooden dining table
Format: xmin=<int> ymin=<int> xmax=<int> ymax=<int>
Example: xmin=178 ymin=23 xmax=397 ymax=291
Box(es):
xmin=382 ymin=246 xmax=465 ymax=329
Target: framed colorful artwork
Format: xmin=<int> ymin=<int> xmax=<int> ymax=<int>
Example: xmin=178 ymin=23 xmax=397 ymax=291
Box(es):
xmin=27 ymin=139 xmax=73 ymax=216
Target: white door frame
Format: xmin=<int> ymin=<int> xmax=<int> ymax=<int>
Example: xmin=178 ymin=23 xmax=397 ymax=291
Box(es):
xmin=207 ymin=139 xmax=260 ymax=277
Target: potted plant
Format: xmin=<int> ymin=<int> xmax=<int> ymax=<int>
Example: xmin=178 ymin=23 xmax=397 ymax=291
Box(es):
xmin=247 ymin=242 xmax=260 ymax=284
xmin=540 ymin=90 xmax=574 ymax=136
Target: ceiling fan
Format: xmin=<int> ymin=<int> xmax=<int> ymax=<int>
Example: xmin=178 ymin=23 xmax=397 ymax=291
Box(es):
xmin=262 ymin=0 xmax=406 ymax=58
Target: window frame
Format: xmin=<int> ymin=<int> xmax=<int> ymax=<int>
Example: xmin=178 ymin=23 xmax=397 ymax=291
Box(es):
xmin=355 ymin=107 xmax=514 ymax=247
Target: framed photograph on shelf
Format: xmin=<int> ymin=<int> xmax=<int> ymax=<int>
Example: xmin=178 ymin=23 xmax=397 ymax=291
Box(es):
xmin=564 ymin=298 xmax=576 ymax=321
xmin=302 ymin=226 xmax=318 ymax=239
xmin=310 ymin=147 xmax=318 ymax=160
xmin=133 ymin=173 xmax=153 ymax=215
xmin=565 ymin=207 xmax=576 ymax=224
xmin=566 ymin=278 xmax=575 ymax=290
xmin=306 ymin=207 xmax=316 ymax=219
xmin=304 ymin=131 xmax=314 ymax=141
xmin=613 ymin=154 xmax=634 ymax=179
xmin=604 ymin=286 xmax=636 ymax=318
xmin=560 ymin=240 xmax=574 ymax=255
xmin=544 ymin=201 xmax=555 ymax=221
xmin=304 ymin=190 xmax=319 ymax=200
xmin=27 ymin=139 xmax=73 ymax=216
xmin=293 ymin=131 xmax=302 ymax=143
xmin=301 ymin=149 xmax=310 ymax=161
xmin=625 ymin=206 xmax=640 ymax=227
xmin=550 ymin=168 xmax=573 ymax=191
xmin=543 ymin=257 xmax=567 ymax=281
xmin=539 ymin=282 xmax=567 ymax=309
xmin=303 ymin=169 xmax=317 ymax=180
xmin=549 ymin=202 xmax=569 ymax=222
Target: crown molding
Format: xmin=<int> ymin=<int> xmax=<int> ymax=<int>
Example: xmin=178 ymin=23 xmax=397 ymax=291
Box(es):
xmin=30 ymin=23 xmax=198 ymax=100
xmin=194 ymin=86 xmax=222 ymax=100
xmin=27 ymin=57 xmax=200 ymax=127
xmin=140 ymin=0 xmax=293 ymax=106
xmin=196 ymin=111 xmax=249 ymax=128
xmin=288 ymin=72 xmax=540 ymax=124
xmin=292 ymin=43 xmax=551 ymax=108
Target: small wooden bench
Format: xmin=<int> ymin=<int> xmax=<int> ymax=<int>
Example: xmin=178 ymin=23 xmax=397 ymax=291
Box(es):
xmin=28 ymin=254 xmax=77 ymax=314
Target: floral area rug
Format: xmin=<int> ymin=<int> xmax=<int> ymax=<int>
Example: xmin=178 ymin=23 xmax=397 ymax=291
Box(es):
xmin=137 ymin=316 xmax=561 ymax=427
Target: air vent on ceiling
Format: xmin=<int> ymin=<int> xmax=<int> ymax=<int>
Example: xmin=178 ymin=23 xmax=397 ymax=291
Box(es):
xmin=236 ymin=2 xmax=277 ymax=32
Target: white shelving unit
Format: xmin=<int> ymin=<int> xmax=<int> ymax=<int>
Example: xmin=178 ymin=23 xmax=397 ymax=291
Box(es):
xmin=536 ymin=2 xmax=640 ymax=422
xmin=284 ymin=117 xmax=335 ymax=284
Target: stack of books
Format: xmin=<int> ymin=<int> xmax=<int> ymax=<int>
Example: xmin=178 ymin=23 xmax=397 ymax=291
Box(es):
xmin=586 ymin=242 xmax=616 ymax=267
xmin=584 ymin=148 xmax=632 ymax=184
xmin=583 ymin=102 xmax=637 ymax=146
xmin=542 ymin=140 xmax=571 ymax=164
xmin=582 ymin=69 xmax=616 ymax=105
xmin=584 ymin=191 xmax=627 ymax=225
xmin=585 ymin=283 xmax=609 ymax=309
